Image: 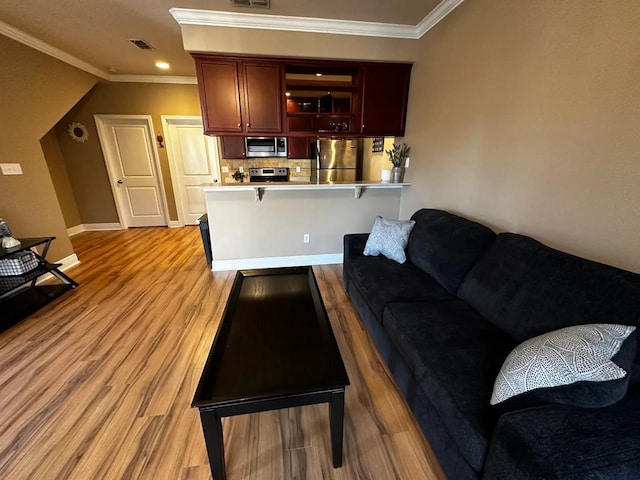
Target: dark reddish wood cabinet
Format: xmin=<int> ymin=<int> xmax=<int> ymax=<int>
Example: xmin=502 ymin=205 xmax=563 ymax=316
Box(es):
xmin=360 ymin=63 xmax=412 ymax=137
xmin=194 ymin=56 xmax=282 ymax=136
xmin=220 ymin=136 xmax=246 ymax=159
xmin=196 ymin=59 xmax=243 ymax=133
xmin=287 ymin=137 xmax=312 ymax=159
xmin=194 ymin=54 xmax=412 ymax=137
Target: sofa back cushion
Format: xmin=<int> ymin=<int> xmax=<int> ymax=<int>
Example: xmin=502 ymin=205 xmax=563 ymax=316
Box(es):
xmin=406 ymin=209 xmax=496 ymax=294
xmin=458 ymin=233 xmax=640 ymax=344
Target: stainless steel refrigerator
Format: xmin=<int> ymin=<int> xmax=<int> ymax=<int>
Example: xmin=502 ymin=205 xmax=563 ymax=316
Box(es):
xmin=310 ymin=138 xmax=361 ymax=183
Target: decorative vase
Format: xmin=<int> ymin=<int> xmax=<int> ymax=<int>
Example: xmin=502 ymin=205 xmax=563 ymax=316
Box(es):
xmin=392 ymin=166 xmax=405 ymax=183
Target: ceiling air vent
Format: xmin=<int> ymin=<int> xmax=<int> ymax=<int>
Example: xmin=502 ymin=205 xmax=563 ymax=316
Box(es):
xmin=129 ymin=39 xmax=154 ymax=50
xmin=230 ymin=0 xmax=270 ymax=8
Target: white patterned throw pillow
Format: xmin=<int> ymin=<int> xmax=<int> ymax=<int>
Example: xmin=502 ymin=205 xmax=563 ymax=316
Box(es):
xmin=363 ymin=216 xmax=416 ymax=264
xmin=491 ymin=324 xmax=636 ymax=405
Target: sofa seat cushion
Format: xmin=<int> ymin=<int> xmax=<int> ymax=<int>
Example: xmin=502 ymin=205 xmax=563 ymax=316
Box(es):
xmin=344 ymin=256 xmax=453 ymax=321
xmin=484 ymin=388 xmax=640 ymax=479
xmin=383 ymin=301 xmax=516 ymax=471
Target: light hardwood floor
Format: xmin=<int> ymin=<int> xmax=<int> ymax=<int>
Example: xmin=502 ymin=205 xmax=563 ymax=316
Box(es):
xmin=0 ymin=227 xmax=445 ymax=480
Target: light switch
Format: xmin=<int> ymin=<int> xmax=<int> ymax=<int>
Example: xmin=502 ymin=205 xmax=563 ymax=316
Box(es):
xmin=296 ymin=166 xmax=301 ymax=173
xmin=0 ymin=163 xmax=23 ymax=175
xmin=239 ymin=166 xmax=244 ymax=173
xmin=221 ymin=166 xmax=229 ymax=173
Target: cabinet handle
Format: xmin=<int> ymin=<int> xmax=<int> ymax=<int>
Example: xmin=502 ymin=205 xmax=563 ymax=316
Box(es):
xmin=237 ymin=123 xmax=241 ymax=128
xmin=362 ymin=124 xmax=365 ymax=129
xmin=246 ymin=123 xmax=250 ymax=127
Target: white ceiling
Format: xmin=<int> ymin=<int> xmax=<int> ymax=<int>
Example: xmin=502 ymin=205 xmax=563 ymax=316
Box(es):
xmin=0 ymin=0 xmax=444 ymax=78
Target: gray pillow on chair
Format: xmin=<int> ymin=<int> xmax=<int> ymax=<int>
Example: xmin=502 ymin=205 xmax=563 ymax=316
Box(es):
xmin=364 ymin=216 xmax=416 ymax=264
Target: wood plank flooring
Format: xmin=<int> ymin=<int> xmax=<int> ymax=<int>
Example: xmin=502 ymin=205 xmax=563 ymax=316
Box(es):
xmin=0 ymin=227 xmax=445 ymax=480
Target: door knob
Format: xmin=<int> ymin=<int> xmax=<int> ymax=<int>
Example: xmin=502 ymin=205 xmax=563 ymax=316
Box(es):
xmin=117 ymin=179 xmax=123 ymax=184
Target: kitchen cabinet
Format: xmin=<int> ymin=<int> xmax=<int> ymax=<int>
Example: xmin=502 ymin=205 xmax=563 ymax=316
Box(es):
xmin=193 ymin=54 xmax=412 ymax=137
xmin=360 ymin=63 xmax=412 ymax=137
xmin=194 ymin=55 xmax=282 ymax=135
xmin=287 ymin=137 xmax=312 ymax=159
xmin=220 ymin=136 xmax=246 ymax=159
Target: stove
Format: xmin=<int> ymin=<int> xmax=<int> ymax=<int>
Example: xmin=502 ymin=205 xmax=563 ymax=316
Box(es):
xmin=249 ymin=167 xmax=289 ymax=182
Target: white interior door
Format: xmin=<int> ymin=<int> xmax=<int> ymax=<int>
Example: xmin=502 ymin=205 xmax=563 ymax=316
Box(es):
xmin=95 ymin=115 xmax=169 ymax=228
xmin=162 ymin=116 xmax=220 ymax=226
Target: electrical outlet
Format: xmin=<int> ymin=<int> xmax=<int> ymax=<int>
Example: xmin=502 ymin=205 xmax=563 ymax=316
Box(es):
xmin=303 ymin=233 xmax=310 ymax=243
xmin=405 ymin=157 xmax=410 ymax=168
xmin=296 ymin=166 xmax=301 ymax=173
xmin=0 ymin=163 xmax=23 ymax=175
xmin=221 ymin=166 xmax=229 ymax=173
xmin=239 ymin=166 xmax=244 ymax=173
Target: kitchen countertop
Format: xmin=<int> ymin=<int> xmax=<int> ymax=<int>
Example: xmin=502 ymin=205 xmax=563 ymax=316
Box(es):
xmin=202 ymin=181 xmax=410 ymax=192
xmin=203 ymin=181 xmax=409 ymax=200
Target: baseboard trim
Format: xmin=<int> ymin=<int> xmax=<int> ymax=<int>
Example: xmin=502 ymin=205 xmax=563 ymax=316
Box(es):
xmin=168 ymin=221 xmax=181 ymax=228
xmin=67 ymin=223 xmax=123 ymax=236
xmin=36 ymin=254 xmax=80 ymax=285
xmin=66 ymin=225 xmax=84 ymax=237
xmin=212 ymin=253 xmax=343 ymax=272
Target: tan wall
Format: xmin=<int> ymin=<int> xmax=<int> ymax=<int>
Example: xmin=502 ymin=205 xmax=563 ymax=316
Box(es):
xmin=0 ymin=35 xmax=97 ymax=261
xmin=181 ymin=25 xmax=420 ymax=62
xmin=206 ymin=188 xmax=402 ymax=263
xmin=56 ymin=82 xmax=201 ymax=223
xmin=362 ymin=137 xmax=396 ymax=182
xmin=401 ymin=0 xmax=640 ymax=273
xmin=41 ymin=129 xmax=81 ymax=228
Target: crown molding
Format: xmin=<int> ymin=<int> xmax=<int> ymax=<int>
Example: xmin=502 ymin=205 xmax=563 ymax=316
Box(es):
xmin=170 ymin=8 xmax=419 ymax=39
xmin=109 ymin=75 xmax=197 ymax=84
xmin=416 ymin=0 xmax=465 ymax=37
xmin=1 ymin=0 xmax=464 ymax=84
xmin=0 ymin=20 xmax=110 ymax=80
xmin=0 ymin=20 xmax=196 ymax=84
xmin=171 ymin=0 xmax=464 ymax=40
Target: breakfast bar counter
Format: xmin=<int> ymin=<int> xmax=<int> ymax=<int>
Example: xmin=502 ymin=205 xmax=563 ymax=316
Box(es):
xmin=203 ymin=181 xmax=409 ymax=200
xmin=203 ymin=181 xmax=409 ymax=271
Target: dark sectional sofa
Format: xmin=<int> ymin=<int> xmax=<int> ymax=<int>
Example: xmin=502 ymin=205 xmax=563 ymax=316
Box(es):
xmin=343 ymin=209 xmax=640 ymax=479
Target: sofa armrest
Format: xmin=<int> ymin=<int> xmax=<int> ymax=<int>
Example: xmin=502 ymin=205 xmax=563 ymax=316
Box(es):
xmin=343 ymin=233 xmax=369 ymax=260
xmin=483 ymin=390 xmax=640 ymax=479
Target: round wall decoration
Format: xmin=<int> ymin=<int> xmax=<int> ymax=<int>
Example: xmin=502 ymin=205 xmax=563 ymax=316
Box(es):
xmin=68 ymin=122 xmax=89 ymax=143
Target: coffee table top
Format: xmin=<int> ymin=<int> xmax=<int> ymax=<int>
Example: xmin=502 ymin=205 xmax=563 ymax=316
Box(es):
xmin=193 ymin=266 xmax=349 ymax=408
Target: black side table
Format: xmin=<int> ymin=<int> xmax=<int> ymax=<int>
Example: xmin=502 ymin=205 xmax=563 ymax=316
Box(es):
xmin=0 ymin=237 xmax=79 ymax=327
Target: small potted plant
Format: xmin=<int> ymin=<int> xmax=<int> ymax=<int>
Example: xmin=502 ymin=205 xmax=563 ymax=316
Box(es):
xmin=231 ymin=170 xmax=245 ymax=183
xmin=385 ymin=143 xmax=410 ymax=183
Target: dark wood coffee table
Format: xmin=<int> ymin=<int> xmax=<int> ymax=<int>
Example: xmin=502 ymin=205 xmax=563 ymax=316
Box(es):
xmin=192 ymin=266 xmax=350 ymax=480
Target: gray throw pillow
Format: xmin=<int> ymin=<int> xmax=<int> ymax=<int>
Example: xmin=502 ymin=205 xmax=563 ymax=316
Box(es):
xmin=491 ymin=324 xmax=636 ymax=407
xmin=363 ymin=216 xmax=416 ymax=264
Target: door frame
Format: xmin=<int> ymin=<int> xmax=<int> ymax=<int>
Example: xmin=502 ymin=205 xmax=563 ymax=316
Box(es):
xmin=161 ymin=115 xmax=220 ymax=227
xmin=94 ymin=114 xmax=170 ymax=228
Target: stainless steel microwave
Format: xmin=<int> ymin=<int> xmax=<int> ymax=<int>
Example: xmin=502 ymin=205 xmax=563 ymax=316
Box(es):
xmin=244 ymin=137 xmax=288 ymax=158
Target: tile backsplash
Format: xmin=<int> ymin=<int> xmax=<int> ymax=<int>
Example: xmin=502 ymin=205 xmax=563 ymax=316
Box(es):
xmin=220 ymin=157 xmax=313 ymax=184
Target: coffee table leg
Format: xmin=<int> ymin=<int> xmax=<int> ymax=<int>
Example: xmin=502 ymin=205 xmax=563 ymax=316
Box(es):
xmin=199 ymin=409 xmax=226 ymax=480
xmin=329 ymin=389 xmax=345 ymax=468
